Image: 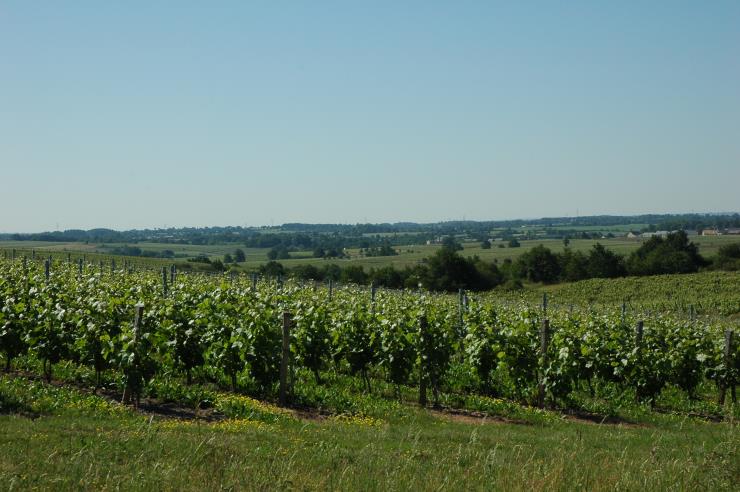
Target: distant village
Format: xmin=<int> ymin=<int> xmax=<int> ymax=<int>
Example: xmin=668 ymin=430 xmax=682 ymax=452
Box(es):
xmin=425 ymin=226 xmax=740 ymax=246
xmin=626 ymin=228 xmax=740 ymax=239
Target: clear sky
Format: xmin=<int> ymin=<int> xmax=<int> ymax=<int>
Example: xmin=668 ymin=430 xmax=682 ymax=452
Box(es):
xmin=1 ymin=1 xmax=739 ymax=232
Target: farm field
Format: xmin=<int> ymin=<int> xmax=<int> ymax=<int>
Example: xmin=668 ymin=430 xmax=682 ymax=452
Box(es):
xmin=518 ymin=271 xmax=740 ymax=321
xmin=1 ymin=258 xmax=738 ymax=489
xmin=2 ymin=234 xmax=737 ymax=272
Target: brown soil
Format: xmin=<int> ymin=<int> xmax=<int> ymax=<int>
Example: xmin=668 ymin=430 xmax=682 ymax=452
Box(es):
xmin=430 ymin=406 xmax=532 ymax=426
xmin=561 ymin=410 xmax=647 ymax=428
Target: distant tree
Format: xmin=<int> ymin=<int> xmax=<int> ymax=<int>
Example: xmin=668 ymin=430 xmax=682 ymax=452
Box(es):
xmin=324 ymin=248 xmax=346 ymax=259
xmin=187 ymin=254 xmax=211 ymax=264
xmin=313 ymin=247 xmax=326 ymax=258
xmin=291 ymin=264 xmax=322 ymax=280
xmin=441 ymin=236 xmax=464 ymax=252
xmin=558 ymin=249 xmax=588 ymax=282
xmin=260 ymin=261 xmax=285 ymax=277
xmin=234 ymin=248 xmax=246 ymax=263
xmin=480 ymin=240 xmax=491 ymax=249
xmin=626 ymin=231 xmax=705 ymax=276
xmin=223 ymin=253 xmax=234 ymax=263
xmin=321 ymin=264 xmax=341 ymax=281
xmin=586 ymin=243 xmax=626 ymax=278
xmin=369 ymin=266 xmax=406 ymax=289
xmin=340 ymin=265 xmax=368 ymax=285
xmin=364 ymin=241 xmax=398 ymax=257
xmin=515 ymin=245 xmax=560 ymax=283
xmin=508 ymin=238 xmax=521 ymax=248
xmin=562 ymin=237 xmax=570 ymax=248
xmin=714 ymin=243 xmax=740 ymax=271
xmin=267 ymin=246 xmax=291 ymax=260
xmin=420 ymin=248 xmax=500 ymax=292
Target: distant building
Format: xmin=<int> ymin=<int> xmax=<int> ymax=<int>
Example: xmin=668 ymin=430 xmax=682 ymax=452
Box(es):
xmin=642 ymin=231 xmax=670 ymax=238
xmin=683 ymin=230 xmax=699 ymax=236
xmin=726 ymin=228 xmax=740 ymax=235
xmin=626 ymin=232 xmax=640 ymax=239
xmin=702 ymin=229 xmax=720 ymax=236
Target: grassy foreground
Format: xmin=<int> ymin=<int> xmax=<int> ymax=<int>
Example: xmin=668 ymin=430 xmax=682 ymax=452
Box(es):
xmin=1 ymin=375 xmax=737 ymax=491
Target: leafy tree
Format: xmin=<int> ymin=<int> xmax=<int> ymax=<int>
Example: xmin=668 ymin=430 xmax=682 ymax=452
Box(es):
xmin=320 ymin=264 xmax=341 ymax=281
xmin=223 ymin=253 xmax=234 ymax=263
xmin=341 ymin=265 xmax=368 ymax=285
xmin=508 ymin=238 xmax=521 ymax=248
xmin=441 ymin=236 xmax=464 ymax=252
xmin=480 ymin=240 xmax=491 ymax=250
xmin=369 ymin=266 xmax=405 ymax=289
xmin=714 ymin=243 xmax=740 ymax=271
xmin=292 ymin=264 xmax=322 ymax=281
xmin=420 ymin=248 xmax=500 ymax=292
xmin=558 ymin=249 xmax=588 ymax=282
xmin=626 ymin=231 xmax=705 ymax=276
xmin=260 ymin=261 xmax=285 ymax=277
xmin=234 ymin=248 xmax=246 ymax=263
xmin=586 ymin=243 xmax=626 ymax=278
xmin=267 ymin=246 xmax=291 ymax=261
xmin=515 ymin=245 xmax=560 ymax=283
xmin=312 ymin=247 xmax=325 ymax=258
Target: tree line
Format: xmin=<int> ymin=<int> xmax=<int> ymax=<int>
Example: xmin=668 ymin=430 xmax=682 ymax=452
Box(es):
xmin=265 ymin=232 xmax=739 ymax=293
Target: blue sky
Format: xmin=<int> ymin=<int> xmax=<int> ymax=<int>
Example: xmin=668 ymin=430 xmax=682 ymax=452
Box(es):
xmin=1 ymin=1 xmax=738 ymax=232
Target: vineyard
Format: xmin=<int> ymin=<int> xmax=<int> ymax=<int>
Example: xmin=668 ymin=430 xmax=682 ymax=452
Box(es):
xmin=521 ymin=271 xmax=740 ymax=319
xmin=1 ymin=257 xmax=737 ymax=418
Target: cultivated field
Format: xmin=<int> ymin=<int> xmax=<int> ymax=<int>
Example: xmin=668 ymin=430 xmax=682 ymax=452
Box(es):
xmin=2 ymin=235 xmax=737 ymax=272
xmin=1 ymin=259 xmax=738 ymax=490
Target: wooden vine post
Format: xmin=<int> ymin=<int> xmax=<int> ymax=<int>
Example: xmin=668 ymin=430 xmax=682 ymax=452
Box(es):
xmin=719 ymin=329 xmax=736 ymax=405
xmin=538 ymin=318 xmax=550 ymax=408
xmin=122 ymin=304 xmax=144 ymax=406
xmin=162 ymin=266 xmax=168 ymax=297
xmin=44 ymin=259 xmax=50 ymax=280
xmin=542 ymin=292 xmax=548 ymax=317
xmin=78 ymin=258 xmax=83 ymax=276
xmin=279 ymin=312 xmax=292 ymax=406
xmin=418 ymin=315 xmax=428 ymax=407
xmin=635 ymin=320 xmax=644 ymax=354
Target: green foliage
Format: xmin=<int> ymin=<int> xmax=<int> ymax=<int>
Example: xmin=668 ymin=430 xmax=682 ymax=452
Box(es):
xmin=714 ymin=243 xmax=740 ymax=271
xmin=627 ymin=231 xmax=706 ymax=275
xmin=515 ymin=245 xmax=560 ymax=283
xmin=233 ymin=248 xmax=246 ymax=263
xmin=267 ymin=246 xmax=291 ymax=261
xmin=0 ymin=258 xmax=735 ymax=418
xmin=292 ymin=299 xmax=332 ymax=384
